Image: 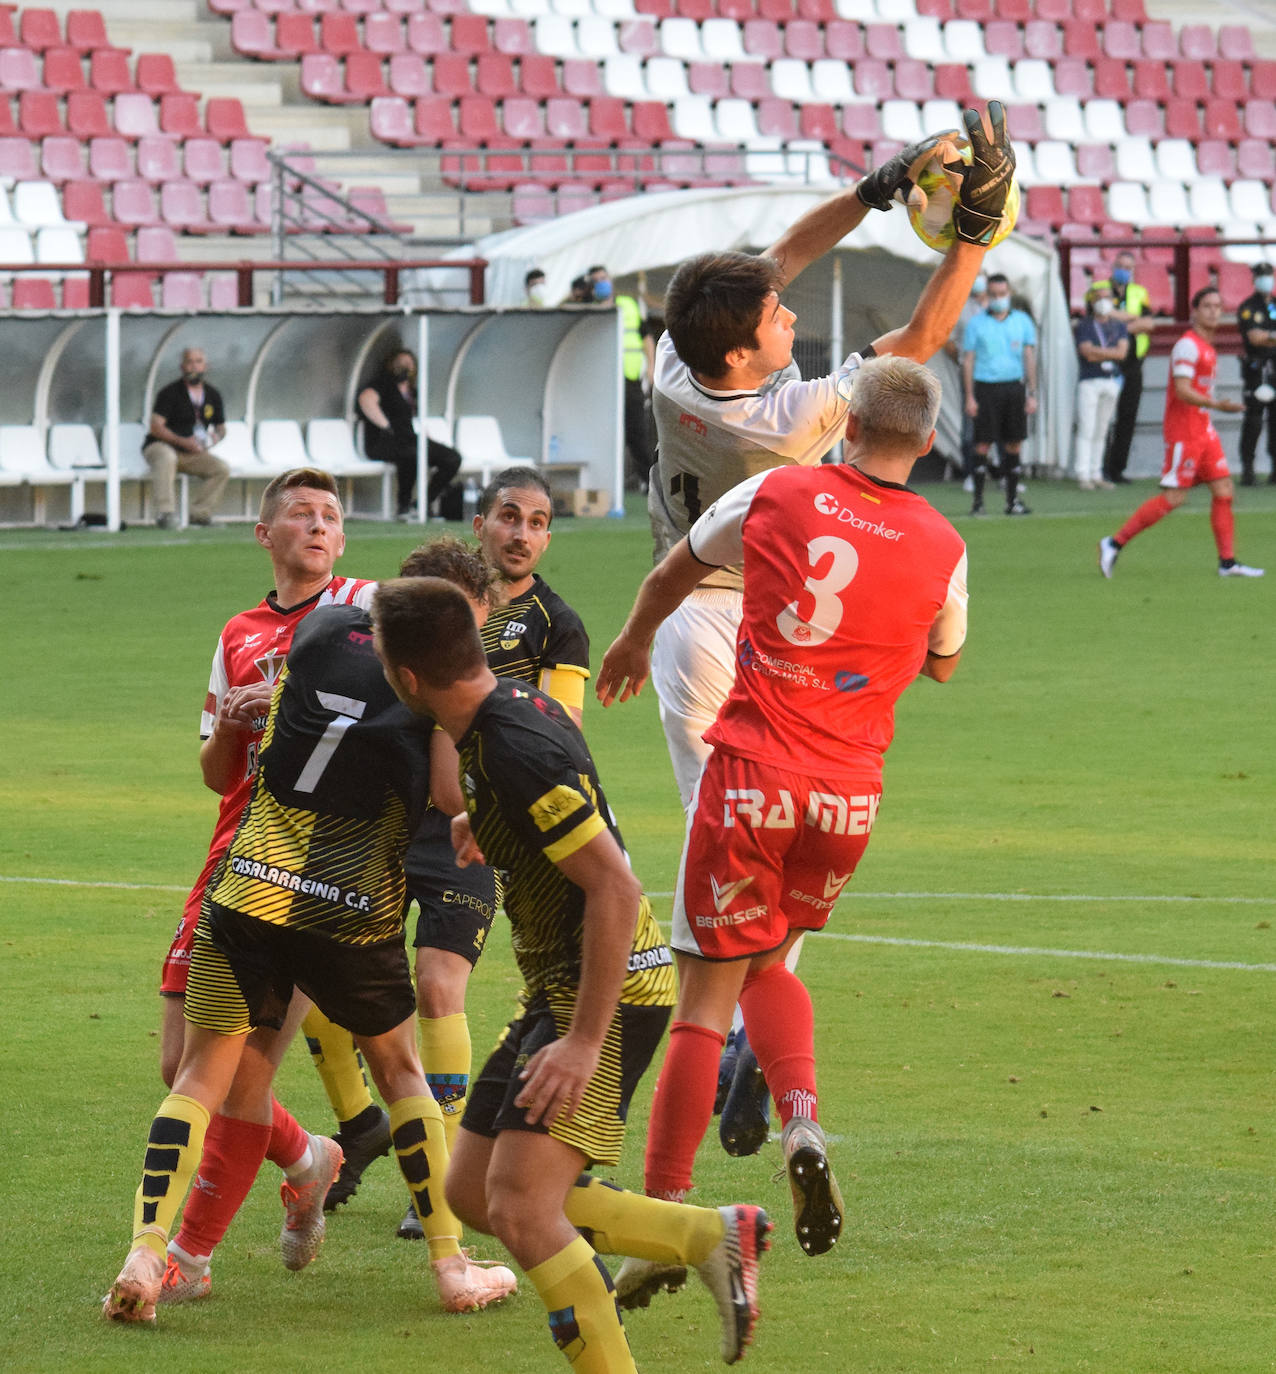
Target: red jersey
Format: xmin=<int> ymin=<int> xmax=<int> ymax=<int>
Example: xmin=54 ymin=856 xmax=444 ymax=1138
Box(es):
xmin=1164 ymin=329 xmax=1219 ymax=447
xmin=688 ymin=463 xmax=967 ymax=784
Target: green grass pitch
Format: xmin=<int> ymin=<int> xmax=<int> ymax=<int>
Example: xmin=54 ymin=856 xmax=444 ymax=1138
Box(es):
xmin=1 ymin=479 xmax=1273 ymax=1372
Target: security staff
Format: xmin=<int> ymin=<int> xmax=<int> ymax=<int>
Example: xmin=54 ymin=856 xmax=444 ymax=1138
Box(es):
xmin=1237 ymin=260 xmax=1276 ymax=486
xmin=1096 ymin=252 xmax=1157 ymax=484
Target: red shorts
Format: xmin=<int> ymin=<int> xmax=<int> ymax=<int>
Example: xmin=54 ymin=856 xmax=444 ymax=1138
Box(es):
xmin=671 ymin=751 xmax=880 ymax=962
xmin=159 ymin=846 xmax=223 ymax=996
xmin=1160 ymin=431 xmax=1229 ymax=489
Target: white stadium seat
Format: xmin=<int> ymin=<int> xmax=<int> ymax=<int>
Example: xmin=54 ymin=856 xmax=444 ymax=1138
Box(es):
xmin=715 ymin=98 xmax=760 ymax=143
xmin=811 ymin=60 xmax=854 ymax=104
xmin=1115 ymin=137 xmax=1157 ymax=184
xmin=1083 ymin=98 xmax=1126 ymax=143
xmin=646 ymin=57 xmax=689 ymax=101
xmin=1043 ymin=97 xmax=1085 ymax=143
xmin=660 ymin=16 xmax=702 ymax=61
xmin=701 ymin=18 xmax=744 ymax=62
xmin=602 ymin=55 xmax=646 ymax=101
xmin=576 ymin=16 xmax=619 ymax=58
xmin=1033 ymin=140 xmax=1077 ymax=185
xmin=942 ymin=20 xmax=986 ymax=63
xmin=971 ymin=57 xmax=1012 ymax=103
xmin=770 ymin=59 xmax=815 ymax=104
xmin=671 ymin=95 xmax=716 ymax=142
xmin=902 ymin=17 xmax=944 ymax=63
xmin=881 ymin=100 xmax=924 ymax=143
xmin=1107 ymin=181 xmax=1153 ymax=225
xmin=1155 ymin=139 xmax=1199 ymax=183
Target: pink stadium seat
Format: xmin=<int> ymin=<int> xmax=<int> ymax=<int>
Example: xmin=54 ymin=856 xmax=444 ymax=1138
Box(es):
xmin=1074 ymin=143 xmax=1115 ymax=180
xmin=136 ymin=134 xmax=181 ymax=182
xmin=209 ymin=273 xmax=240 ymax=310
xmin=19 ymin=90 xmax=62 ymax=138
xmin=1004 ymin=103 xmax=1044 ymax=142
xmin=1179 ymin=25 xmax=1215 ymax=60
xmin=784 ymin=21 xmax=823 ymax=62
xmin=1251 ymin=62 xmax=1276 ymax=101
xmin=561 ymin=59 xmax=603 ymax=99
xmin=1067 ymin=185 xmax=1106 ymax=224
xmin=1134 ymin=261 xmax=1172 ymax=310
xmin=1051 ymin=57 xmax=1090 ymax=99
xmin=0 ymin=47 xmax=42 ymax=91
xmin=89 ymin=48 xmax=134 ymax=95
xmin=86 ymin=225 xmax=129 ymax=262
xmin=1025 ymin=185 xmax=1064 ymax=225
xmin=1195 ymin=139 xmax=1235 ymax=179
xmin=341 ymin=0 xmax=383 ymax=13
xmin=450 ymin=15 xmax=490 ymax=57
xmin=348 ymin=185 xmax=409 ymax=232
xmin=319 ymin=13 xmax=361 ymax=56
xmin=111 ymin=272 xmax=155 ymax=308
xmin=87 ymin=133 xmax=131 ymax=180
xmin=894 ymin=60 xmax=931 ymax=103
xmin=300 ymin=54 xmax=343 ymax=101
xmin=1109 ymin=0 xmax=1147 ymax=18
xmin=114 ymin=92 xmax=160 ymax=140
xmin=62 ymin=276 xmax=91 ymax=307
xmin=842 ymin=103 xmax=883 ymax=142
xmin=1210 ymin=60 xmax=1246 ymax=103
xmin=431 ymin=53 xmax=472 ymax=97
xmin=1170 ymin=60 xmax=1208 ymax=102
xmin=493 ymin=19 xmax=534 ymax=57
xmin=982 ymin=20 xmax=1022 ymax=59
xmin=933 ymin=64 xmax=972 ymax=102
xmin=1202 ymin=99 xmax=1241 ymax=141
xmin=1139 ymin=21 xmax=1175 ymax=61
xmin=232 ymin=11 xmax=281 ymax=59
xmin=730 ymin=63 xmax=769 ymax=100
xmin=12 ymin=276 xmax=57 ymax=309
xmin=159 ymin=178 xmax=208 ymax=231
xmin=135 ymin=53 xmax=181 ymax=97
xmin=206 ymin=179 xmax=263 ymax=233
xmin=852 ymin=59 xmax=893 ymax=101
xmin=183 ymin=136 xmax=225 ymax=184
xmin=631 ymin=101 xmax=673 ymax=142
xmin=111 ymin=177 xmax=160 ymax=226
xmin=757 ymin=98 xmax=797 ymax=140
xmin=206 ymin=98 xmax=253 ymax=143
xmin=1236 ymin=139 xmax=1275 ymax=181
xmin=823 ymin=21 xmax=861 ymax=62
xmin=41 ymin=134 xmax=85 ymax=182
xmin=742 ymin=19 xmax=782 ymax=61
xmin=1123 ymin=99 xmax=1164 ymax=138
xmin=63 ymin=177 xmax=109 ymax=225
xmin=799 ymin=103 xmax=838 ymax=142
xmin=1162 ymin=97 xmax=1200 ymax=140
xmin=1021 ymin=21 xmax=1060 ymax=61
xmin=42 ymin=46 xmax=86 ymax=93
xmin=545 ymin=96 xmax=587 ymax=141
xmin=229 ymin=136 xmax=270 ymax=183
xmin=1101 ymin=21 xmax=1139 ymax=61
xmin=827 ymin=135 xmax=867 ymax=170
xmin=1130 ymin=59 xmax=1169 ymax=102
xmin=476 ymin=53 xmax=517 ymax=99
xmin=617 ymin=18 xmax=658 ymax=57
xmin=406 ymin=12 xmax=447 ymax=55
xmin=511 ymin=181 xmax=554 ymax=223
xmin=1092 ymin=57 xmax=1129 ymax=101
xmin=66 ymin=89 xmax=110 ymax=138
xmin=364 ymin=12 xmax=406 ymax=55
xmin=159 ymin=93 xmax=201 ymax=139
xmin=0 ymin=136 xmax=38 ymax=179
xmin=1217 ymin=24 xmax=1253 ymax=61
xmin=388 ymin=52 xmax=428 ymax=98
xmin=502 ymin=94 xmax=544 ymax=140
xmin=1033 ymin=0 xmax=1068 ymax=19
xmin=161 ymin=271 xmax=204 ymax=310
xmin=689 ymin=62 xmax=729 ymax=98
xmin=20 ymin=9 xmax=64 ymax=52
xmin=518 ymin=55 xmax=559 ymax=99
xmin=864 ymin=23 xmax=903 ymax=61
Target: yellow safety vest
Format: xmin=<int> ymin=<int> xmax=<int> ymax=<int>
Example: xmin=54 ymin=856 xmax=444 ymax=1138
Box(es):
xmin=1093 ymin=279 xmax=1151 ymax=359
xmin=617 ymin=294 xmax=645 ymax=382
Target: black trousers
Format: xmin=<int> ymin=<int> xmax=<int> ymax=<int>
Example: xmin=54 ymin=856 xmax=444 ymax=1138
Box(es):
xmin=1103 ymin=354 xmax=1143 ymax=480
xmin=391 ymin=437 xmax=461 ymax=513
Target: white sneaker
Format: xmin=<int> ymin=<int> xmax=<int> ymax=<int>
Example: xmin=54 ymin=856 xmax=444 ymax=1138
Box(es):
xmin=1098 ymin=536 xmax=1120 ymax=579
xmin=694 ymin=1204 xmax=771 ymax=1365
xmin=1219 ymin=562 xmax=1265 ymax=578
xmin=280 ymin=1134 xmax=343 ymax=1271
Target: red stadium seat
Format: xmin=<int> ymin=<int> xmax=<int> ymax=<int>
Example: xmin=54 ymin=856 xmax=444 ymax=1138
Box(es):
xmin=66 ymin=89 xmax=110 ymax=138
xmin=1033 ymin=0 xmax=1068 ymax=19
xmin=1092 ymin=58 xmax=1129 ymax=101
xmin=135 ymin=54 xmax=182 ymax=97
xmin=587 ymin=95 xmax=627 ymax=141
xmin=414 ymin=94 xmax=457 ymax=142
xmin=450 ymin=14 xmax=491 ymax=56
xmin=233 ymin=11 xmax=289 ymax=59
xmin=388 ymin=53 xmax=429 ymax=98
xmin=66 ymin=10 xmax=118 ymax=55
xmin=183 ymin=136 xmax=225 ymax=184
xmin=1202 ymin=99 xmax=1241 ymax=141
xmin=1025 ymin=185 xmax=1064 ymax=226
xmin=983 ymin=20 xmax=1023 ymax=59
xmin=136 ymin=134 xmax=181 ymax=183
xmin=915 ymin=0 xmax=952 ymax=16
xmin=406 ymin=13 xmax=447 ymax=55
xmin=721 ymin=0 xmax=757 ymax=16
xmin=344 ymin=52 xmax=388 ymax=101
xmin=89 ymin=48 xmax=134 ymax=95
xmin=617 ymin=18 xmax=659 ymax=57
xmin=1059 ymin=18 xmax=1099 ymax=60
xmin=757 ymin=98 xmax=797 ymax=140
xmin=364 ymin=12 xmax=406 ymax=55
xmin=799 ymin=103 xmax=838 ymax=143
xmin=932 ymin=63 xmax=972 ymax=102
xmin=301 ymin=54 xmax=349 ymax=102
xmin=159 ymin=93 xmax=201 ymax=139
xmin=518 ymin=54 xmax=559 ymax=99
xmin=319 ymin=13 xmax=361 ymax=56
xmin=492 ymin=18 xmax=534 ymax=57
xmin=953 ymin=0 xmax=993 ymax=18
xmin=41 ymin=134 xmax=85 ymax=182
xmin=1251 ymin=61 xmax=1276 ymax=101
xmin=1139 ymin=21 xmax=1175 ymax=61
xmin=13 ymin=276 xmax=58 ymax=309
xmin=1170 ymin=61 xmax=1207 ymax=102
xmin=742 ymin=19 xmax=782 ymax=61
xmin=688 ymin=62 xmax=728 ymax=98
xmin=111 ymin=272 xmax=155 ymax=308
xmin=208 ymin=273 xmax=240 ymax=310
xmin=674 ymin=0 xmax=713 ymax=18
xmin=88 ymin=133 xmax=130 ymax=180
xmin=1217 ymin=261 xmax=1254 ymax=307
xmin=631 ymin=101 xmax=673 ymax=142
xmin=1072 ymin=0 xmax=1106 ymax=19
xmin=561 ymin=59 xmax=603 ymax=99
xmin=457 ymin=94 xmax=501 ymax=143
xmin=827 ymin=135 xmax=867 ymax=171
xmin=1022 ymin=21 xmax=1061 ymax=61
xmin=1210 ymin=60 xmax=1246 ymax=103
xmin=1130 ymin=60 xmax=1169 ymax=103
xmin=1051 ymin=58 xmax=1091 ymax=99
xmin=0 ymin=12 xmax=15 ymax=48
xmin=111 ymin=177 xmax=160 ymax=226
xmin=86 ymin=225 xmax=129 ymax=262
xmin=1123 ymin=99 xmax=1164 ymax=138
xmin=431 ymin=53 xmax=472 ymax=97
xmin=993 ymin=0 xmax=1029 ymax=18
xmin=159 ymin=178 xmax=209 ymax=232
xmin=206 ymin=98 xmax=253 ymax=143
xmin=1109 ymin=0 xmax=1147 ymax=18
xmin=134 ymin=226 xmax=176 ymax=265
xmin=894 ymin=59 xmax=931 ymax=103
xmin=475 ymin=52 xmax=516 ymax=98
xmin=63 ymin=178 xmax=109 ymax=225
xmin=823 ymin=21 xmax=861 ymax=62
xmin=545 ymin=96 xmax=587 ymax=141
xmin=369 ymin=93 xmax=414 ymax=145
xmin=42 ymin=47 xmax=86 ymax=94
xmin=0 ymin=47 xmax=43 ymax=91
xmin=1179 ymin=25 xmax=1215 ymax=60
xmin=19 ymin=91 xmax=62 ymax=138
xmin=20 ymin=9 xmax=64 ymax=53
xmin=842 ymin=103 xmax=883 ymax=142
xmin=1162 ymin=98 xmax=1200 ymax=140
xmin=1067 ymin=185 xmax=1106 ymax=224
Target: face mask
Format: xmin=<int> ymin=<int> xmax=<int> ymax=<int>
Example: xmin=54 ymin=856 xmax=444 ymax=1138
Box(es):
xmin=1111 ymin=268 xmax=1132 ymax=288
xmin=972 ymin=274 xmax=987 ymax=295
xmin=1256 ymin=276 xmax=1274 ymax=295
xmin=1092 ymin=297 xmax=1113 ymax=317
xmin=989 ymin=295 xmax=1010 ymax=315
xmin=592 ymin=279 xmax=613 ymax=302
xmin=182 ymin=370 xmax=204 ymax=385
xmin=391 ymin=366 xmax=413 ymax=382
xmin=527 ymin=286 xmax=545 ymax=305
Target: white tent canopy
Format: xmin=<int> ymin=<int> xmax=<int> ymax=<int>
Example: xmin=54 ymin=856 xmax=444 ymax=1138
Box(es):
xmin=415 ymin=186 xmax=1076 ymax=474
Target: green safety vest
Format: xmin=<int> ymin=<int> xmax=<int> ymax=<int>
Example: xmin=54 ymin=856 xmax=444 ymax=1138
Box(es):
xmin=617 ymin=294 xmax=645 ymax=382
xmin=1092 ymin=278 xmax=1151 ymax=359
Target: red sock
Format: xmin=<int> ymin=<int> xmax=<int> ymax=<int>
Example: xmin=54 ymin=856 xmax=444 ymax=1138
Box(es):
xmin=1209 ymin=494 xmax=1235 ymax=561
xmin=265 ymin=1096 xmax=308 ymax=1170
xmin=1115 ymin=493 xmax=1173 ymax=546
xmin=739 ymin=962 xmax=817 ymax=1128
xmin=173 ymin=1113 xmax=271 ymax=1260
xmin=643 ymin=1021 xmax=724 ymax=1200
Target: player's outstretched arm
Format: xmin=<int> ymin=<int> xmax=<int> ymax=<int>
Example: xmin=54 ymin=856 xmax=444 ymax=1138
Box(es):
xmin=596 ymin=539 xmax=714 ymax=706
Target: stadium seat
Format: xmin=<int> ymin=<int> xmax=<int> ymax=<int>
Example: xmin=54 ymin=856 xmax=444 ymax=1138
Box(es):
xmin=1022 ymin=20 xmax=1061 ymax=61
xmin=363 ymin=12 xmax=406 ymax=54
xmin=756 ymin=97 xmax=797 ymax=140
xmin=532 ymin=14 xmax=576 ymax=57
xmin=1202 ymin=100 xmax=1242 ymax=142
xmin=982 ymin=19 xmax=1022 ymax=59
xmin=1154 ymin=138 xmax=1198 ymax=184
xmin=41 ymin=47 xmax=85 ymax=95
xmin=1130 ymin=60 xmax=1169 ymax=103
xmin=1084 ymin=99 xmax=1125 ymax=143
xmin=970 ymin=56 xmax=1011 ymax=101
xmin=135 ymin=223 xmax=178 ymax=263
xmin=39 ymin=134 xmax=85 ymax=183
xmin=688 ymin=61 xmax=728 ymax=99
xmin=1210 ymin=60 xmax=1247 ymax=103
xmin=20 ymin=92 xmax=63 ymax=141
xmin=86 ymin=224 xmax=129 ymax=262
xmin=893 ymin=58 xmax=931 ymax=103
xmin=136 ymin=54 xmax=182 ymax=98
xmin=931 ymin=63 xmax=972 ymax=102
xmin=208 ymin=272 xmax=240 ymax=310
xmin=1243 ymin=100 xmax=1276 ymax=139
xmin=810 ymin=59 xmax=853 ymax=104
xmin=1004 ymin=103 xmax=1043 ymax=142
xmin=783 ymin=19 xmax=822 ymax=61
xmin=209 ymin=178 xmax=265 ymax=233
xmin=20 ymin=9 xmax=65 ymax=53
xmin=1092 ymin=58 xmax=1129 ymax=102
xmin=63 ymin=178 xmax=109 ymax=226
xmin=89 ymin=48 xmax=135 ymax=96
xmin=406 ymin=12 xmax=447 ymax=54
xmin=1101 ymin=21 xmax=1140 ymax=61
xmin=1051 ymin=58 xmax=1090 ymax=99
xmin=799 ymin=103 xmax=838 ymax=143
xmin=206 ymin=98 xmax=254 ymax=143
xmin=66 ymin=90 xmax=110 ymax=140
xmin=1042 ymin=98 xmax=1084 ymax=143
xmin=114 ymin=93 xmax=160 ymax=140
xmin=1032 ymin=140 xmax=1076 ymax=185
xmin=1193 ymin=140 xmax=1234 ymax=180
xmin=66 ymin=10 xmax=115 ymax=54
xmin=1236 ymin=140 xmax=1275 ymax=182
xmin=1179 ymin=24 xmax=1215 ymax=60
xmin=1170 ymin=60 xmax=1208 ymax=102
xmin=1067 ymin=185 xmax=1107 ymax=224
xmin=1163 ymin=98 xmax=1200 ymax=141
xmin=853 ymin=58 xmax=893 ymax=101
xmin=771 ymin=58 xmax=814 ymax=103
xmin=318 ymin=12 xmax=360 ymax=55
xmin=823 ymin=20 xmax=861 ymax=62
xmin=729 ymin=62 xmax=768 ymax=100
xmin=1114 ymin=136 xmax=1156 ymax=183
xmin=183 ymin=136 xmax=226 ymax=185
xmin=743 ymin=18 xmax=783 ymax=60
xmin=1139 ymin=21 xmax=1175 ymax=61
xmin=1123 ymin=99 xmax=1164 ymax=140
xmin=660 ymin=17 xmax=702 ymax=61
xmin=1107 ymin=181 xmax=1151 ymax=225
xmin=518 ymin=53 xmax=559 ymax=97
xmin=388 ymin=53 xmax=430 ymax=98
xmin=646 ymin=57 xmax=688 ymax=101
xmin=13 ymin=183 xmax=71 ymax=233
xmin=493 ymin=18 xmax=535 ymax=55
xmin=0 ymin=139 xmax=38 ymax=183
xmin=160 ymin=271 xmax=204 ymax=311
xmin=1013 ymin=59 xmax=1056 ymax=102
xmin=231 ymin=10 xmax=279 ymax=59
xmin=159 ymin=179 xmax=209 ymax=232
xmin=137 ymin=135 xmax=182 ymax=183
xmin=630 ymin=100 xmax=673 ymax=142
xmin=0 ymin=48 xmax=43 ymax=92
xmin=942 ymin=19 xmax=985 ymax=63
xmin=1147 ymin=180 xmax=1189 ymax=226
xmin=110 ymin=176 xmax=160 ymax=226
xmin=1025 ymin=184 xmax=1064 ymax=226
xmin=561 ymin=58 xmax=604 ymax=98
xmin=1229 ymin=180 xmax=1272 ymax=224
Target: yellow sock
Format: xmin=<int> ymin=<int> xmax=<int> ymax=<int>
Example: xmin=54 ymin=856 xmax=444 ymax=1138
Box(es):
xmin=527 ymin=1235 xmax=637 ymax=1373
xmin=417 ymin=1012 xmax=471 ymax=1153
xmin=132 ymin=1093 xmax=210 ymax=1258
xmin=302 ymin=1004 xmax=374 ymax=1125
xmin=564 ymin=1174 xmax=724 ymax=1267
xmin=388 ymin=1094 xmax=463 ymax=1262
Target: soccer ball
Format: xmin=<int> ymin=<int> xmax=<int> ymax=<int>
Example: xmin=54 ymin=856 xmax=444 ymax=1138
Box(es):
xmin=902 ymin=142 xmax=1020 ymax=252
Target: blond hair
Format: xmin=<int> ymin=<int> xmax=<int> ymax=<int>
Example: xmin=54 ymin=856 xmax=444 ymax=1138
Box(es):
xmin=846 ymin=355 xmax=942 ymax=450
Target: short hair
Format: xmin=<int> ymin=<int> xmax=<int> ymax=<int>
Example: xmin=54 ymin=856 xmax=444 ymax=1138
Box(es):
xmin=1114 ymin=250 xmax=1137 ymax=265
xmin=1191 ymin=285 xmax=1221 ymax=310
xmin=477 ymin=465 xmax=554 ymax=521
xmin=258 ymin=468 xmax=341 ymax=523
xmin=1252 ymin=261 xmax=1273 ymax=276
xmin=398 ymin=535 xmax=493 ymax=605
xmin=381 ymin=344 xmax=415 ymax=371
xmin=664 ymin=252 xmax=783 ymax=378
xmin=986 ymin=273 xmax=1010 ymax=289
xmin=1085 ymin=281 xmax=1112 ymax=304
xmin=525 ymin=268 xmax=545 ymax=286
xmin=372 ymin=577 xmax=486 ymax=688
xmin=587 ymin=264 xmax=608 ymax=276
xmin=844 ymin=355 xmax=942 ymax=451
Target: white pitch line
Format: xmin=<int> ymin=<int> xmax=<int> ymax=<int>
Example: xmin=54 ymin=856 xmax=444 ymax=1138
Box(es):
xmin=0 ymin=875 xmax=188 ymax=893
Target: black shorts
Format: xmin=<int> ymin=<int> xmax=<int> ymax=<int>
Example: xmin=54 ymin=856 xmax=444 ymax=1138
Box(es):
xmin=190 ymin=904 xmax=416 ymax=1039
xmin=973 ymin=380 xmax=1028 ymax=447
xmin=464 ymin=989 xmax=670 ymax=1167
xmin=406 ymin=807 xmax=500 ymax=964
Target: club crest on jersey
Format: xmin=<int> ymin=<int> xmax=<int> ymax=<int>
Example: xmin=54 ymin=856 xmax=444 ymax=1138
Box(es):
xmin=255 ymin=649 xmax=286 ymax=684
xmin=500 ymin=620 xmax=527 ymax=651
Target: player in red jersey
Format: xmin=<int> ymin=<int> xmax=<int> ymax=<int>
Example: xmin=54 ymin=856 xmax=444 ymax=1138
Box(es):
xmin=155 ymin=468 xmax=378 ymax=1304
xmin=597 ymin=355 xmax=967 ymax=1270
xmin=1099 ymin=287 xmax=1264 ymax=579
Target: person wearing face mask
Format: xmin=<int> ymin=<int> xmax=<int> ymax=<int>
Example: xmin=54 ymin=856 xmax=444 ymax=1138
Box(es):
xmin=1095 ymin=252 xmax=1159 ymax=484
xmin=961 ymin=272 xmax=1037 ymax=514
xmin=358 ymin=346 xmax=463 ymax=521
xmin=1236 ymin=260 xmax=1276 ymax=485
xmin=1072 ymin=283 xmax=1128 ymax=490
xmin=523 ymin=267 xmax=546 ymax=308
xmin=143 ymin=346 xmax=231 ymax=529
xmin=588 ymin=263 xmax=653 ymax=490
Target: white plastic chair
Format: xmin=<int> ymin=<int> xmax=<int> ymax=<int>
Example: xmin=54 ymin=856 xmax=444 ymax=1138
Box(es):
xmin=48 ymin=423 xmax=101 ymax=470
xmin=0 ymin=424 xmax=81 ymax=523
xmin=1115 ymin=137 xmax=1157 ymax=184
xmin=1107 ymin=181 xmax=1153 ymax=225
xmin=305 ymin=418 xmax=394 ymax=520
xmin=902 ymin=17 xmax=944 ymax=62
xmin=1083 ymin=98 xmax=1126 ymax=143
xmin=881 ymin=100 xmax=924 ymax=144
xmin=255 ymin=419 xmax=311 ymax=474
xmin=454 ymin=415 xmax=528 ymax=486
xmin=1154 ymin=138 xmax=1198 ymax=183
xmin=13 ymin=180 xmax=74 ymax=229
xmin=660 ymin=16 xmax=702 ymax=61
xmin=701 ymin=18 xmax=744 ymax=62
xmin=671 ymin=95 xmax=717 ymax=142
xmin=943 ymin=19 xmax=986 ymax=63
xmin=770 ymin=58 xmax=815 ymax=104
xmin=811 ymin=59 xmax=854 ymax=104
xmin=1042 ymin=97 xmax=1085 ymax=143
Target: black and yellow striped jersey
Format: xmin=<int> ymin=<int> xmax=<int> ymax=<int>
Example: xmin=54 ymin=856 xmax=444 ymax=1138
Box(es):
xmin=458 ymin=679 xmax=675 ymax=1009
xmin=482 ymin=574 xmax=589 ymax=707
xmin=208 ymin=605 xmax=431 ymax=944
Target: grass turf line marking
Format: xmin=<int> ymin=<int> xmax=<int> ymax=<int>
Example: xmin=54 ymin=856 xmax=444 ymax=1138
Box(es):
xmin=0 ymin=875 xmax=188 ymax=893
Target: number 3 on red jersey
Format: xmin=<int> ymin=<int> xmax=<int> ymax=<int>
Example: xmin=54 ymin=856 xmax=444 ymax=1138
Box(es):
xmin=777 ymin=535 xmax=859 ymax=648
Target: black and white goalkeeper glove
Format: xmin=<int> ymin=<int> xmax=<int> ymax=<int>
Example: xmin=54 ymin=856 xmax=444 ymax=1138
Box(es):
xmin=946 ymin=102 xmax=1016 ymax=246
xmin=854 ymin=129 xmax=961 ymax=213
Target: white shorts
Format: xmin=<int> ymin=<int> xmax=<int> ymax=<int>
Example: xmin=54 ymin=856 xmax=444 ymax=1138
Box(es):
xmin=650 ymin=587 xmax=742 ymax=809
